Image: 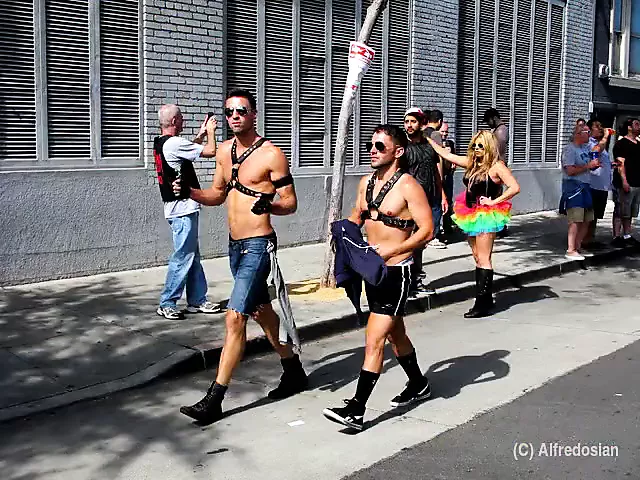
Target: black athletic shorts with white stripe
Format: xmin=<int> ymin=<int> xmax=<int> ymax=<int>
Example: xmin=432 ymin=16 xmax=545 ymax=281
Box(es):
xmin=365 ymin=261 xmax=412 ymax=317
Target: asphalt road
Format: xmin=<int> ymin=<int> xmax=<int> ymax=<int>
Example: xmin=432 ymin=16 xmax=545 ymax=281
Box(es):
xmin=345 ymin=338 xmax=640 ymax=480
xmin=1 ymin=257 xmax=639 ymax=480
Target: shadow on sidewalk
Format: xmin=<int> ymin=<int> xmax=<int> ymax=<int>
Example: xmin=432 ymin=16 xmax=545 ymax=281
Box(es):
xmin=307 ymin=345 xmax=397 ymax=393
xmin=493 ymin=285 xmax=559 ymax=314
xmin=361 ymin=350 xmax=510 ymax=432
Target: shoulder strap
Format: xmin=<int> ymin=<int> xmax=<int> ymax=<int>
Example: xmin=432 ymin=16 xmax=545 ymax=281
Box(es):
xmin=365 ymin=173 xmax=376 ymax=205
xmin=369 ymin=170 xmax=405 ymax=209
xmin=232 ymin=137 xmax=268 ymax=166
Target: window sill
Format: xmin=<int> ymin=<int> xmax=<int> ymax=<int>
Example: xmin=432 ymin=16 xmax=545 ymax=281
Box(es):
xmin=607 ymin=76 xmax=640 ymax=89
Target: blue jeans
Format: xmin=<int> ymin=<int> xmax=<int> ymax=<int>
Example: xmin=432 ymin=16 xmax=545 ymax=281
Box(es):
xmin=432 ymin=204 xmax=443 ymax=232
xmin=160 ymin=211 xmax=208 ymax=308
xmin=227 ymin=233 xmax=275 ymax=315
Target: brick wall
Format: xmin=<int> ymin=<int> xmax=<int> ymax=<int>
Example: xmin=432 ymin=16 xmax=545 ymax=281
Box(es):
xmin=410 ymin=0 xmax=459 ymax=135
xmin=560 ymin=0 xmax=595 ymax=145
xmin=142 ymin=0 xmax=225 ymax=186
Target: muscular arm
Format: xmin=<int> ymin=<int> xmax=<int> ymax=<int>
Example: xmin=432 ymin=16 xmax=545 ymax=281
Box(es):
xmin=427 ymin=137 xmax=469 ymax=168
xmin=490 ymin=162 xmax=520 ymax=204
xmin=269 ymin=147 xmax=297 ymax=216
xmin=386 ymin=177 xmax=434 ymax=257
xmin=618 ymin=156 xmax=630 ymax=188
xmin=347 ymin=176 xmax=368 ymax=226
xmin=190 ymin=153 xmax=228 ymax=206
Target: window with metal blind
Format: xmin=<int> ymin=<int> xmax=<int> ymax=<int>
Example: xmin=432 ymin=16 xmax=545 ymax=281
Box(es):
xmin=100 ymin=0 xmax=140 ymax=159
xmin=387 ymin=0 xmax=410 ymax=129
xmin=330 ymin=0 xmax=357 ymax=167
xmin=46 ymin=0 xmax=91 ymax=160
xmin=0 ymin=0 xmax=37 ymax=162
xmin=358 ymin=1 xmax=384 ymax=166
xmin=0 ymin=0 xmax=141 ymax=169
xmin=264 ymin=1 xmax=293 ymax=161
xmin=298 ymin=0 xmax=327 ymax=167
xmin=455 ymin=0 xmax=566 ymax=166
xmin=455 ymin=0 xmax=476 ymax=152
xmin=224 ymin=0 xmax=410 ymax=172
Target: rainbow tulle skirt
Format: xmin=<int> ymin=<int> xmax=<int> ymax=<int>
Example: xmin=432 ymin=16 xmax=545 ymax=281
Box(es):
xmin=452 ymin=192 xmax=512 ymax=237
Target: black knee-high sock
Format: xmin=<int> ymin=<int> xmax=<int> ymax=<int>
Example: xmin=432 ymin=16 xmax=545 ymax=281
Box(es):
xmin=353 ymin=369 xmax=380 ymax=410
xmin=397 ymin=350 xmax=424 ymax=382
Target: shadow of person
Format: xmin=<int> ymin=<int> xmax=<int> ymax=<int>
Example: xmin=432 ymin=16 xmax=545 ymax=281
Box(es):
xmin=307 ymin=345 xmax=397 ymax=393
xmin=426 ymin=349 xmax=511 ymax=399
xmin=493 ymin=285 xmax=559 ymax=314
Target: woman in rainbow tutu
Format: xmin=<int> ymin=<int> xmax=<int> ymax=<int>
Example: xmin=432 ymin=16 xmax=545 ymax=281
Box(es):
xmin=427 ymin=131 xmax=520 ymax=318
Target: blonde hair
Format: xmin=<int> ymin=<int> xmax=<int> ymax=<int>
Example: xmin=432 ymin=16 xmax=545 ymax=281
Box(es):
xmin=465 ymin=130 xmax=500 ymax=184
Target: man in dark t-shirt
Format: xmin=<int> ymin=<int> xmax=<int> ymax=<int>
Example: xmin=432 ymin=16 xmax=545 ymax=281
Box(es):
xmin=612 ymin=117 xmax=640 ymax=245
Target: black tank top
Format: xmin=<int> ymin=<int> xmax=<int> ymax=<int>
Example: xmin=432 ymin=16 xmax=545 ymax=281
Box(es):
xmin=463 ymin=175 xmax=502 ymax=207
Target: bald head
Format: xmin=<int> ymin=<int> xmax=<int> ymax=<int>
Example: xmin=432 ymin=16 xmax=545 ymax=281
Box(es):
xmin=439 ymin=121 xmax=450 ymax=140
xmin=158 ymin=104 xmax=183 ymax=135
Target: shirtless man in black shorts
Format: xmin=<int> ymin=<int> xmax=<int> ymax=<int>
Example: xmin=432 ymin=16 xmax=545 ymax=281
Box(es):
xmin=177 ymin=89 xmax=308 ymax=425
xmin=322 ymin=124 xmax=434 ymax=431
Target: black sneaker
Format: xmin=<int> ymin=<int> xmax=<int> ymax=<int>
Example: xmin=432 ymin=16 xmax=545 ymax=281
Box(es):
xmin=390 ymin=377 xmax=432 ymax=407
xmin=322 ymin=399 xmax=365 ymax=431
xmin=180 ymin=392 xmax=223 ymax=425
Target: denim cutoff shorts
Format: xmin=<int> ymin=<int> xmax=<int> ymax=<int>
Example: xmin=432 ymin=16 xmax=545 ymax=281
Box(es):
xmin=227 ymin=232 xmax=276 ymax=315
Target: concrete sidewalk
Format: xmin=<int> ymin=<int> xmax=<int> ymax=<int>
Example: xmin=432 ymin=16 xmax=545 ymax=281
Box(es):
xmin=0 ymin=206 xmax=635 ymax=422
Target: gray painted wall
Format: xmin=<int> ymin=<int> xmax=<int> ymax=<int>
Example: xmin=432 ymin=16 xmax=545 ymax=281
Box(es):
xmin=0 ymin=0 xmax=588 ymax=285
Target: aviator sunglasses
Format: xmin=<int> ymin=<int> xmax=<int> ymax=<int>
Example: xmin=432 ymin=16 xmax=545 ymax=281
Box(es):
xmin=224 ymin=106 xmax=250 ymax=118
xmin=366 ymin=141 xmax=388 ymax=153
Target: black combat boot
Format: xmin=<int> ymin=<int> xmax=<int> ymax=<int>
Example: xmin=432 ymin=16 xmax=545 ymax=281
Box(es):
xmin=179 ymin=382 xmax=225 ymax=425
xmin=268 ymin=354 xmax=309 ymax=399
xmin=464 ymin=268 xmax=494 ymax=318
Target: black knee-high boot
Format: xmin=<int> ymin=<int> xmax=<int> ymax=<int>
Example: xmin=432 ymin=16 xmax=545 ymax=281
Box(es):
xmin=464 ymin=268 xmax=494 ymax=318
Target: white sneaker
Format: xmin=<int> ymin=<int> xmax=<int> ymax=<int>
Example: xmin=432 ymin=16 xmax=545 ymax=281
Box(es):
xmin=428 ymin=238 xmax=447 ymax=249
xmin=579 ymin=251 xmax=594 ymax=258
xmin=185 ymin=301 xmax=222 ymax=314
xmin=156 ymin=306 xmax=185 ymax=320
xmin=565 ymin=252 xmax=585 ymax=261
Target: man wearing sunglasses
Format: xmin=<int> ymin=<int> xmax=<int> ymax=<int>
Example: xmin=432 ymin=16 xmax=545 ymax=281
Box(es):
xmin=323 ymin=124 xmax=434 ymax=431
xmin=176 ymin=89 xmax=307 ymax=425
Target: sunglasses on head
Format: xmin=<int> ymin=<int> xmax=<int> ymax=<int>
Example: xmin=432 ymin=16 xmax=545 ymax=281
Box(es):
xmin=366 ymin=141 xmax=388 ymax=153
xmin=472 ymin=143 xmax=484 ymax=149
xmin=224 ymin=106 xmax=250 ymax=118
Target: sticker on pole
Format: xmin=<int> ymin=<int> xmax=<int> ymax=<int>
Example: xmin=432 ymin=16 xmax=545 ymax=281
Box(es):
xmin=345 ymin=42 xmax=376 ymax=92
xmin=348 ymin=41 xmax=376 ymax=72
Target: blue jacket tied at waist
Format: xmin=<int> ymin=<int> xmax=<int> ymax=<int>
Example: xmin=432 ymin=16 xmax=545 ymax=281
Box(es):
xmin=331 ymin=219 xmax=387 ymax=322
xmin=559 ymin=179 xmax=593 ymax=214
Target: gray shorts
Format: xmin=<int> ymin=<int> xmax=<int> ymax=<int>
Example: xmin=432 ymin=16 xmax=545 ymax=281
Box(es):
xmin=619 ymin=186 xmax=640 ymax=219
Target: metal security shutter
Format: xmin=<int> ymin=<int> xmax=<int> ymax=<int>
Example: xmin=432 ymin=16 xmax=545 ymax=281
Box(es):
xmin=298 ymin=0 xmax=326 ymax=167
xmin=0 ymin=0 xmax=36 ymax=162
xmin=330 ymin=0 xmax=356 ymax=166
xmin=358 ymin=1 xmax=384 ymax=165
xmin=100 ymin=0 xmax=139 ymax=159
xmin=45 ymin=0 xmax=91 ymax=159
xmin=529 ymin=0 xmax=547 ymax=163
xmin=226 ymin=0 xmax=257 ymax=139
xmin=511 ymin=0 xmax=532 ymax=164
xmin=476 ymin=0 xmax=495 ymax=130
xmin=545 ymin=4 xmax=564 ymax=164
xmin=264 ymin=1 xmax=293 ymax=160
xmin=387 ymin=0 xmax=409 ymax=130
xmin=455 ymin=0 xmax=476 ymax=151
xmin=495 ymin=0 xmax=514 ymax=162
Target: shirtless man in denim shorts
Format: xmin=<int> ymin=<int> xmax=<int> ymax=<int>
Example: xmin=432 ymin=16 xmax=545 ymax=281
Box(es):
xmin=177 ymin=89 xmax=308 ymax=425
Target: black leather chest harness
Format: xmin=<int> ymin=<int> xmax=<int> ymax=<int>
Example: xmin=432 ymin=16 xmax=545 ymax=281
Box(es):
xmin=225 ymin=137 xmax=277 ymax=201
xmin=360 ymin=170 xmax=415 ymax=230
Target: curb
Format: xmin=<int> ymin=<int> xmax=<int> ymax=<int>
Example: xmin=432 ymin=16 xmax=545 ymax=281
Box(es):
xmin=1 ymin=245 xmax=636 ymax=424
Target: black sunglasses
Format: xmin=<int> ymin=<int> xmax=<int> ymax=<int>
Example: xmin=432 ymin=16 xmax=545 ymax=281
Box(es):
xmin=366 ymin=141 xmax=387 ymax=153
xmin=224 ymin=107 xmax=250 ymax=118
xmin=471 ymin=143 xmax=484 ymax=149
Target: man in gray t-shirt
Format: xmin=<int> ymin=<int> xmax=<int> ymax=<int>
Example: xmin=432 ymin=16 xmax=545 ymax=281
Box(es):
xmin=154 ymin=104 xmax=220 ymax=320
